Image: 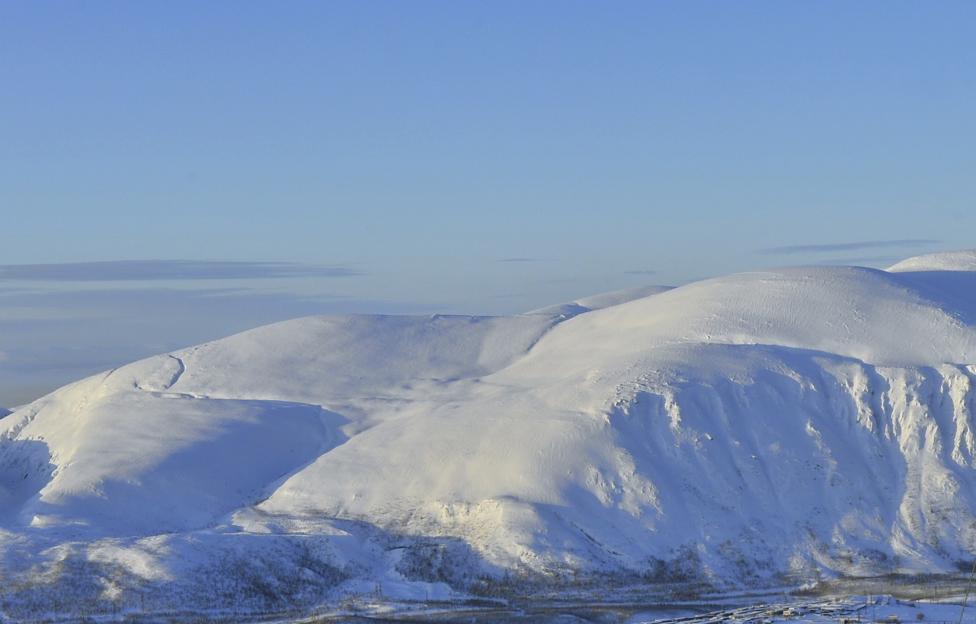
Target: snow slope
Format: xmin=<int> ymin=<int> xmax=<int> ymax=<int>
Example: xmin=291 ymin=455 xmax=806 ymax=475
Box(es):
xmin=2 ymin=250 xmax=976 ymax=619
xmin=888 ymin=249 xmax=976 ymax=272
xmin=529 ymin=283 xmax=674 ymax=317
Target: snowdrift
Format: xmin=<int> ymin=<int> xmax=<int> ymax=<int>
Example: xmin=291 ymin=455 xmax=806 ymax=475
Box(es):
xmin=2 ymin=250 xmax=976 ymax=618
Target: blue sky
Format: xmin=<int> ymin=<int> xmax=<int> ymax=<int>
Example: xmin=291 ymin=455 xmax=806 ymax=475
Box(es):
xmin=1 ymin=1 xmax=974 ymax=405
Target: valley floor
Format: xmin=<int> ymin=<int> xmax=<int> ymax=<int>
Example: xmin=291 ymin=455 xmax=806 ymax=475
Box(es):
xmin=2 ymin=559 xmax=976 ymax=622
xmin=308 ymin=591 xmax=976 ymax=624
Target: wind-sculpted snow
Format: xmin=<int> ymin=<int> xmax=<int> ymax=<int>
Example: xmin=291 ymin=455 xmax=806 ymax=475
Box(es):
xmin=2 ymin=250 xmax=976 ymax=620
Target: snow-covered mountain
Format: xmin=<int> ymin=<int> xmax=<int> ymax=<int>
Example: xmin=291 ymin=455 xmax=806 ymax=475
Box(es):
xmin=2 ymin=250 xmax=976 ymax=619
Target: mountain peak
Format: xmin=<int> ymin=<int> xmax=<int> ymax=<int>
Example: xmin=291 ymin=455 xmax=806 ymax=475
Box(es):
xmin=2 ymin=254 xmax=976 ymax=618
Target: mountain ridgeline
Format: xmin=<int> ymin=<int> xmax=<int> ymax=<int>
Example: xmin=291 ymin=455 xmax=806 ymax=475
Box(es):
xmin=2 ymin=250 xmax=976 ymax=618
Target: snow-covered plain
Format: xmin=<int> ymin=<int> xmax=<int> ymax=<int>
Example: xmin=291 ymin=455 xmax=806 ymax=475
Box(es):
xmin=2 ymin=250 xmax=976 ymax=621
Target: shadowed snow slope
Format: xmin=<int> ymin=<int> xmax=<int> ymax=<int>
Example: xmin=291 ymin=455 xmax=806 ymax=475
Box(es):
xmin=2 ymin=250 xmax=976 ymax=617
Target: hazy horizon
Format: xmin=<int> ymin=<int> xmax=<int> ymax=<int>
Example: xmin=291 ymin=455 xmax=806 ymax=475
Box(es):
xmin=0 ymin=247 xmax=965 ymax=407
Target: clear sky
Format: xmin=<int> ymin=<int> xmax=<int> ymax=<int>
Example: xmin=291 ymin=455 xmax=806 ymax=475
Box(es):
xmin=1 ymin=1 xmax=974 ymax=405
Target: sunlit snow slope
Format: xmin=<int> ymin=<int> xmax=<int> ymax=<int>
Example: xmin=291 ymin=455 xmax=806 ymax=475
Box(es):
xmin=2 ymin=250 xmax=976 ymax=616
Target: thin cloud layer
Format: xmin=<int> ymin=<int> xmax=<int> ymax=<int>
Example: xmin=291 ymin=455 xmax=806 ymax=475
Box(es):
xmin=816 ymin=255 xmax=903 ymax=266
xmin=0 ymin=260 xmax=362 ymax=281
xmin=759 ymin=239 xmax=941 ymax=255
xmin=624 ymin=269 xmax=658 ymax=276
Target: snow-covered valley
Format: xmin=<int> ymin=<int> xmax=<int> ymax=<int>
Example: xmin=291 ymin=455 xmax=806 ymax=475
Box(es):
xmin=3 ymin=250 xmax=976 ymax=621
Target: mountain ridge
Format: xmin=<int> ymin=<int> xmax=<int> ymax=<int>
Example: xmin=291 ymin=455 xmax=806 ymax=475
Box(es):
xmin=2 ymin=250 xmax=976 ymax=619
